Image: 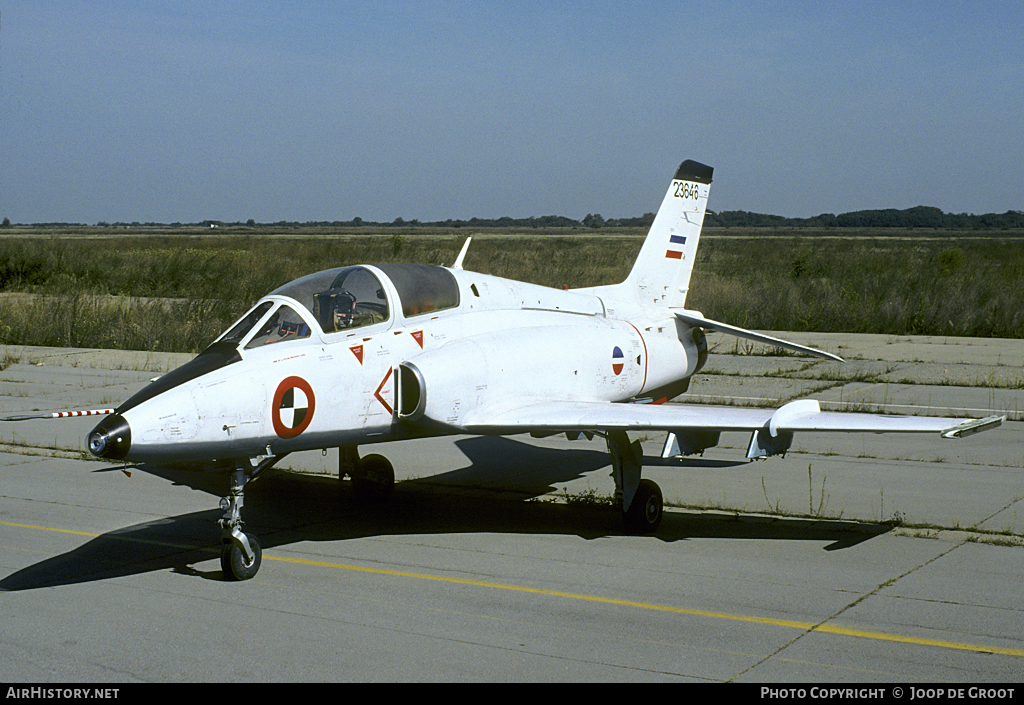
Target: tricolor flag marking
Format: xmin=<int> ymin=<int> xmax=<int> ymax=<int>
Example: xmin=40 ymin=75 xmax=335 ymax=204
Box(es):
xmin=665 ymin=234 xmax=686 ymax=259
xmin=612 ymin=346 xmax=624 ymax=376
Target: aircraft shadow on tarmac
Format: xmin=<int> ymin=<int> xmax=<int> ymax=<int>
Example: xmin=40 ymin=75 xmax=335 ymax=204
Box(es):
xmin=1 ymin=436 xmax=888 ymax=591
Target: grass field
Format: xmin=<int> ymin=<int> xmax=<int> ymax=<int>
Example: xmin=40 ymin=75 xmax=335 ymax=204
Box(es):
xmin=1 ymin=226 xmax=1022 ymax=352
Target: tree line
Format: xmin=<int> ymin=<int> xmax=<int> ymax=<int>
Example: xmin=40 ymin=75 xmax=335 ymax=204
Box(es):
xmin=704 ymin=206 xmax=1024 ymax=229
xmin=5 ymin=205 xmax=1023 ymax=230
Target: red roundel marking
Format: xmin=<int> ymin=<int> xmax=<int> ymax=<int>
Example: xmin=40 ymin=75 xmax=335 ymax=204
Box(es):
xmin=273 ymin=376 xmax=316 ymax=439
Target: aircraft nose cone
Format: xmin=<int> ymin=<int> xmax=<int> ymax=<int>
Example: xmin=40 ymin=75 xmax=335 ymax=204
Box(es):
xmin=88 ymin=414 xmax=132 ymax=460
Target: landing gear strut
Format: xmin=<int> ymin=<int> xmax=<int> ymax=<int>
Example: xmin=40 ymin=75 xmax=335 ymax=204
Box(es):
xmin=218 ymin=455 xmax=281 ymax=580
xmin=607 ymin=431 xmax=663 ymax=534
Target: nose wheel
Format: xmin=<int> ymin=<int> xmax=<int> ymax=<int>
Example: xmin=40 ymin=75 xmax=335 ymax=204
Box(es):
xmin=221 ymin=532 xmax=262 ymax=581
xmin=218 ymin=457 xmax=280 ymax=581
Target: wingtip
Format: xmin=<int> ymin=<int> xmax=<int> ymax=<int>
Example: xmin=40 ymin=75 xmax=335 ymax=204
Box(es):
xmin=940 ymin=415 xmax=1005 ymax=439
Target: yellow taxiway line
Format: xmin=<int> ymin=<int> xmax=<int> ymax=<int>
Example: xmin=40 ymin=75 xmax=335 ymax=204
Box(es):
xmin=4 ymin=519 xmax=1022 ymax=659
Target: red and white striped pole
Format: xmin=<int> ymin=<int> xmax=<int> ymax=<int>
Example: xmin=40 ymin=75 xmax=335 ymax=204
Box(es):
xmin=1 ymin=409 xmax=115 ymax=421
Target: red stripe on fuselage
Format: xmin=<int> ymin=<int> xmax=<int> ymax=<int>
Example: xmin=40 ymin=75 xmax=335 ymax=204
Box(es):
xmin=626 ymin=322 xmax=648 ymax=393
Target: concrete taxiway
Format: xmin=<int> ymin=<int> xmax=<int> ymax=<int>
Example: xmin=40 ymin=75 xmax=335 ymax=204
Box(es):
xmin=1 ymin=335 xmax=1022 ymax=682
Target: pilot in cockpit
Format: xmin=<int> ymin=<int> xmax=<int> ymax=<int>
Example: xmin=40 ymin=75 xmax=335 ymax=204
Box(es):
xmin=314 ymin=268 xmax=389 ymax=332
xmin=314 ymin=288 xmax=360 ymax=332
xmin=331 ymin=291 xmax=358 ymax=330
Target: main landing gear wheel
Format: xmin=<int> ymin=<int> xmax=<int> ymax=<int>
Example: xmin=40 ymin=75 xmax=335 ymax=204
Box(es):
xmin=350 ymin=453 xmax=395 ymax=502
xmin=221 ymin=533 xmax=262 ymax=581
xmin=623 ymin=479 xmax=663 ymax=534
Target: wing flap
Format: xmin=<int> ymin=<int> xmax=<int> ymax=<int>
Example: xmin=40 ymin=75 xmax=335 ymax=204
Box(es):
xmin=464 ymin=400 xmax=772 ymax=434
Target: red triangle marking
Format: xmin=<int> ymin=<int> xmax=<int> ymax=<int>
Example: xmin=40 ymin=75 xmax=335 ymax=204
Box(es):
xmin=350 ymin=345 xmax=364 ymax=365
xmin=411 ymin=330 xmax=424 ymax=348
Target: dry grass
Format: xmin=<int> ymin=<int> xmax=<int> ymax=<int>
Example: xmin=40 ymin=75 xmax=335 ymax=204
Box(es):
xmin=2 ymin=229 xmax=1022 ymax=352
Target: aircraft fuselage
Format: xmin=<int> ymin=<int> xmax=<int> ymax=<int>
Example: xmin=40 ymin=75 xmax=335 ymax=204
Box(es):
xmin=88 ymin=266 xmax=704 ymax=465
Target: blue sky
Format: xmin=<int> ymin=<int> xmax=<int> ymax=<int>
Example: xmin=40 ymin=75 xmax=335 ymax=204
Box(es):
xmin=1 ymin=1 xmax=1021 ymax=223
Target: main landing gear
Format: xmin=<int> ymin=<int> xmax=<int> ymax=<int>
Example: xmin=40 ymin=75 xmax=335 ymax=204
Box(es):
xmin=339 ymin=446 xmax=395 ymax=502
xmin=607 ymin=431 xmax=663 ymax=534
xmin=336 ymin=438 xmax=660 ymax=534
xmin=218 ymin=455 xmax=282 ymax=581
xmin=217 ymin=435 xmax=656 ymax=580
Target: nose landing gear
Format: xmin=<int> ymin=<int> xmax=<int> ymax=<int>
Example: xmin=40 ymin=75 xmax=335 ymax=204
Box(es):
xmin=218 ymin=455 xmax=282 ymax=581
xmin=221 ymin=526 xmax=262 ymax=581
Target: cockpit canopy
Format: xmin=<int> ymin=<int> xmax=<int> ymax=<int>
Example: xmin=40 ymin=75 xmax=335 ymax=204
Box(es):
xmin=216 ymin=264 xmax=461 ymax=350
xmin=308 ymin=266 xmax=391 ymax=332
xmin=376 ymin=263 xmax=460 ymax=318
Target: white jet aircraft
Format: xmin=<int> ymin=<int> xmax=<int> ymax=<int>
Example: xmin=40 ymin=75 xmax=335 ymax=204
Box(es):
xmin=27 ymin=158 xmax=1003 ymax=580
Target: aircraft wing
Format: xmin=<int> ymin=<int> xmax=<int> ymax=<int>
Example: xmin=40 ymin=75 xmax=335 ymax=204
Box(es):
xmin=461 ymin=399 xmax=1004 ymax=458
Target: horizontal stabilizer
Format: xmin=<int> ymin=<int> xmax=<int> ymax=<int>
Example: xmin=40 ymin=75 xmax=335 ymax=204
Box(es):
xmin=673 ymin=311 xmax=843 ymax=362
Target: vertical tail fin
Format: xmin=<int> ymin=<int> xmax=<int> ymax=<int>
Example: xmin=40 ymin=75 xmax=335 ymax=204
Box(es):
xmin=622 ymin=159 xmax=713 ymax=308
